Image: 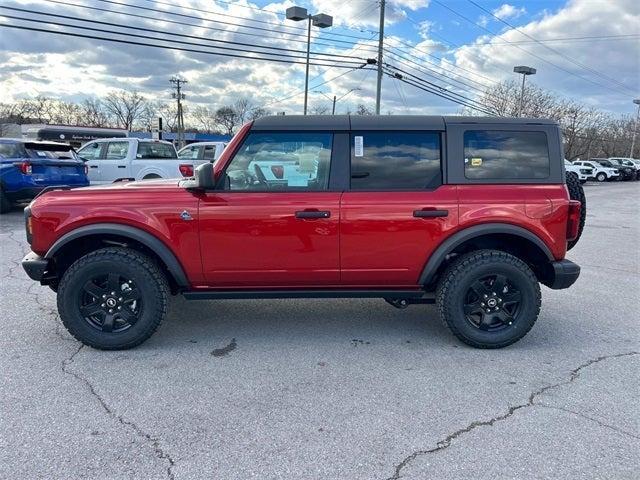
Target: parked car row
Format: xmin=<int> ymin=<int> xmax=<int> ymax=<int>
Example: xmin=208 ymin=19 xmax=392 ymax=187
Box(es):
xmin=566 ymin=157 xmax=640 ymax=183
xmin=0 ymin=137 xmax=227 ymax=212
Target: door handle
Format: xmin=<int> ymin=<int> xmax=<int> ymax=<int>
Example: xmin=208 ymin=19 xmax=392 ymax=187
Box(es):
xmin=117 ymin=165 xmax=126 ymax=168
xmin=89 ymin=165 xmax=98 ymax=169
xmin=413 ymin=209 xmax=448 ymax=218
xmin=295 ymin=210 xmax=331 ymax=219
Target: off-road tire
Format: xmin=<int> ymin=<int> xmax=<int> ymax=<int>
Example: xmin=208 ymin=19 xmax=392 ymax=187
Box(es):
xmin=0 ymin=190 xmax=12 ymax=214
xmin=436 ymin=250 xmax=541 ymax=349
xmin=566 ymin=172 xmax=586 ymax=250
xmin=57 ymin=247 xmax=169 ymax=350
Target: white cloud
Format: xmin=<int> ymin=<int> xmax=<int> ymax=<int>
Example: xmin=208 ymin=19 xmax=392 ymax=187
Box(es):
xmin=492 ymin=4 xmax=526 ymax=20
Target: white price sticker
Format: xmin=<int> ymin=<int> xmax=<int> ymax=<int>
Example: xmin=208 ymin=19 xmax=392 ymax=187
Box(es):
xmin=354 ymin=136 xmax=364 ymax=157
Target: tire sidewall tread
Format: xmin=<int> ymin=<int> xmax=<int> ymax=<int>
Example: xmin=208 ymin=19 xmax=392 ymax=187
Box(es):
xmin=57 ymin=247 xmax=169 ymax=350
xmin=436 ymin=249 xmax=541 ymax=349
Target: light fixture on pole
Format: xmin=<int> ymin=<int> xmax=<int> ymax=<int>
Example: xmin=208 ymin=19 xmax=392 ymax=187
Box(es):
xmin=286 ymin=6 xmax=333 ymax=116
xmin=629 ymin=99 xmax=640 ymax=159
xmin=314 ymin=88 xmax=361 ymax=114
xmin=513 ymin=65 xmax=536 ymax=117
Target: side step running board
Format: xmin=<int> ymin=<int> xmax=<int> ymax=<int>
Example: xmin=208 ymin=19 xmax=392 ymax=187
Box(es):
xmin=183 ymin=289 xmax=432 ymax=301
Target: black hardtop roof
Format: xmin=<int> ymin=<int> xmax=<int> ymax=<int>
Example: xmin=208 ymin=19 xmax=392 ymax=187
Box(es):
xmin=252 ymin=115 xmax=557 ymax=131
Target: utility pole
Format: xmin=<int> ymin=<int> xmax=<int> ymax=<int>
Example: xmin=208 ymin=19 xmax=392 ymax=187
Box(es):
xmin=170 ymin=76 xmax=187 ymax=149
xmin=375 ymin=0 xmax=386 ymax=115
xmin=629 ymin=99 xmax=640 ymax=158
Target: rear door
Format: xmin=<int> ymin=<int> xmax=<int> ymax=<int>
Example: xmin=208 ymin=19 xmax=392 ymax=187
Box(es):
xmin=199 ymin=131 xmax=341 ymax=286
xmin=340 ymin=129 xmax=458 ymax=286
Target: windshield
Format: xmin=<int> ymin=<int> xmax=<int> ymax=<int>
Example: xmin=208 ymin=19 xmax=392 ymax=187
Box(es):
xmin=136 ymin=142 xmax=177 ymax=159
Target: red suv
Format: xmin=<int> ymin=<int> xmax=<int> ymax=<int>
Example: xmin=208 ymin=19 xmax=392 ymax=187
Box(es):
xmin=21 ymin=115 xmax=584 ymax=350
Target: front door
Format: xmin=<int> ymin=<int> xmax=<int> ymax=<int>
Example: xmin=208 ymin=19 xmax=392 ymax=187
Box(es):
xmin=340 ymin=130 xmax=459 ymax=286
xmin=100 ymin=141 xmax=131 ymax=182
xmin=78 ymin=141 xmax=104 ymax=184
xmin=199 ymin=131 xmax=340 ymax=287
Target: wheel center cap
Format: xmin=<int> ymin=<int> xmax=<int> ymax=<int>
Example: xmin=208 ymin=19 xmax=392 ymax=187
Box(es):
xmin=106 ymin=297 xmax=117 ymax=308
xmin=487 ymin=298 xmax=497 ymax=308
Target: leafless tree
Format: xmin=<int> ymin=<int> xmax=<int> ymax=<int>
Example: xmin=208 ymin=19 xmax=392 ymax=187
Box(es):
xmin=215 ymin=106 xmax=239 ymax=136
xmin=355 ymin=104 xmax=374 ymax=116
xmin=309 ymin=104 xmax=330 ymax=115
xmin=103 ymin=90 xmax=148 ymax=130
xmin=191 ymin=105 xmax=217 ymax=133
xmin=81 ymin=99 xmax=111 ymax=127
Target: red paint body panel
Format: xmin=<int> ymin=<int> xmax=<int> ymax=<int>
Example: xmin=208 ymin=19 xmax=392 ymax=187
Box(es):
xmin=30 ymin=180 xmax=204 ymax=284
xmin=457 ymin=184 xmax=569 ymax=260
xmin=198 ymin=192 xmax=341 ymax=286
xmin=340 ymin=186 xmax=459 ymax=285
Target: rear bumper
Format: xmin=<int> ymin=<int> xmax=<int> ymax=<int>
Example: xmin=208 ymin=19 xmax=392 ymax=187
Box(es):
xmin=543 ymin=259 xmax=580 ymax=290
xmin=22 ymin=251 xmax=50 ymax=282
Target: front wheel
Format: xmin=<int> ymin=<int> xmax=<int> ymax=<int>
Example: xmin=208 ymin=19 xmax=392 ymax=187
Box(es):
xmin=436 ymin=250 xmax=541 ymax=349
xmin=596 ymin=172 xmax=607 ymax=182
xmin=57 ymin=247 xmax=169 ymax=350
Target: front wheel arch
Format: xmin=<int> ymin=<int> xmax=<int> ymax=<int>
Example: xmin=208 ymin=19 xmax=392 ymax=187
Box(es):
xmin=46 ymin=224 xmax=189 ymax=292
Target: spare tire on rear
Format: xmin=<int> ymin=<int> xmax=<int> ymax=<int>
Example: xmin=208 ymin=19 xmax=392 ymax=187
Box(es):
xmin=566 ymin=172 xmax=586 ymax=250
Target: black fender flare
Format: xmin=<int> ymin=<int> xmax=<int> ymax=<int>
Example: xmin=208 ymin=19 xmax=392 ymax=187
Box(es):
xmin=45 ymin=223 xmax=189 ymax=288
xmin=418 ymin=223 xmax=554 ymax=286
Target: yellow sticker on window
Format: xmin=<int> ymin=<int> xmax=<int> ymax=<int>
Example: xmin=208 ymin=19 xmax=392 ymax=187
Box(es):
xmin=471 ymin=157 xmax=483 ymax=166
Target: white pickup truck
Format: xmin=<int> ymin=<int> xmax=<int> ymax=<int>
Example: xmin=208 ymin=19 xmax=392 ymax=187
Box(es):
xmin=77 ymin=138 xmax=193 ymax=184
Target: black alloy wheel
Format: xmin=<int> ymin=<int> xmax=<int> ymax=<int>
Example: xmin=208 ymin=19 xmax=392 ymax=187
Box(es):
xmin=463 ymin=274 xmax=522 ymax=332
xmin=79 ymin=273 xmax=142 ymax=333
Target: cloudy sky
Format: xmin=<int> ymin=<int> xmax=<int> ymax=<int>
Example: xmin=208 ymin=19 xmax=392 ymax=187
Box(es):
xmin=0 ymin=0 xmax=638 ymax=118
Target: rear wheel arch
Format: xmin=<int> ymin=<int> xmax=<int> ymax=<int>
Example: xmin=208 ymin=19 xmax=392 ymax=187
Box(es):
xmin=46 ymin=223 xmax=189 ymax=292
xmin=420 ymin=224 xmax=554 ymax=288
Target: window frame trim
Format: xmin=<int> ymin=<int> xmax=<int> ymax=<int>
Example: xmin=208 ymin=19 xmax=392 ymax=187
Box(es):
xmin=347 ymin=130 xmax=445 ymax=192
xmin=214 ymin=129 xmax=341 ymax=193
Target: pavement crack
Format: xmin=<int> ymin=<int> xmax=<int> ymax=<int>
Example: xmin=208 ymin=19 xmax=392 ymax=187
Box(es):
xmin=61 ymin=343 xmax=177 ymax=479
xmin=384 ymin=351 xmax=640 ymax=480
xmin=537 ymin=404 xmax=640 ymax=440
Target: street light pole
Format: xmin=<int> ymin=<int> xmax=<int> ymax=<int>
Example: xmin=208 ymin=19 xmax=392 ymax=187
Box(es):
xmin=629 ymin=99 xmax=640 ymax=158
xmin=375 ymin=0 xmax=386 ymax=114
xmin=513 ymin=66 xmax=536 ymax=117
xmin=287 ymin=6 xmax=333 ymax=115
xmin=314 ymin=88 xmax=360 ymax=115
xmin=332 ymin=95 xmax=337 ymax=115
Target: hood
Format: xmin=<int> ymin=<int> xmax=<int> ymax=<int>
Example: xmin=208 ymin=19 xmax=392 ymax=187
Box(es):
xmin=77 ymin=178 xmax=181 ymax=191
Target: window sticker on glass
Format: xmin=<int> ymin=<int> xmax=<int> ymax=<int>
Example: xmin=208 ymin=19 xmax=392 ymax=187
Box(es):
xmin=471 ymin=157 xmax=483 ymax=166
xmin=354 ymin=136 xmax=364 ymax=157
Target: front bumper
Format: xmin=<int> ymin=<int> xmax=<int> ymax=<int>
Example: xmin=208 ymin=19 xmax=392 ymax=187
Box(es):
xmin=22 ymin=251 xmax=50 ymax=282
xmin=543 ymin=259 xmax=580 ymax=290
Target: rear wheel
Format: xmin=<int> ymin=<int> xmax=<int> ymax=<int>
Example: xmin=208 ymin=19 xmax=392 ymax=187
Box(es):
xmin=566 ymin=171 xmax=586 ymax=250
xmin=436 ymin=250 xmax=541 ymax=349
xmin=57 ymin=247 xmax=169 ymax=350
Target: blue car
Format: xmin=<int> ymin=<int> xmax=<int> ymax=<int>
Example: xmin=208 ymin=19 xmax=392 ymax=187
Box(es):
xmin=0 ymin=139 xmax=89 ymax=213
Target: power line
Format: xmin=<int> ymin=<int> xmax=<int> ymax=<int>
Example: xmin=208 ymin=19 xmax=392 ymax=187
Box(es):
xmin=0 ymin=7 xmax=367 ymax=62
xmin=0 ymin=23 xmax=367 ymax=69
xmin=465 ymin=0 xmax=637 ymax=95
xmin=40 ymin=0 xmax=379 ymax=53
xmin=383 ymin=47 xmax=491 ymax=93
xmin=431 ymin=0 xmax=634 ymax=96
xmin=384 ymin=64 xmax=494 ymax=114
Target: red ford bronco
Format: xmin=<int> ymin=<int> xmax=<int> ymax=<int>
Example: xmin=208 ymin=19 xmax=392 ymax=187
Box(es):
xmin=21 ymin=116 xmax=584 ymax=350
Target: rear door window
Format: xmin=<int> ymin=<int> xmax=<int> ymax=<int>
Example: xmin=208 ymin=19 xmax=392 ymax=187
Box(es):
xmin=203 ymin=145 xmax=217 ymax=161
xmin=350 ymin=131 xmax=441 ymax=190
xmin=178 ymin=145 xmax=200 ymax=160
xmin=464 ymin=131 xmax=550 ymax=180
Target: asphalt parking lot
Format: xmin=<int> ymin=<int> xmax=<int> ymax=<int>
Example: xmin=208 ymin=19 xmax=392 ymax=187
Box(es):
xmin=1 ymin=181 xmax=638 ymax=480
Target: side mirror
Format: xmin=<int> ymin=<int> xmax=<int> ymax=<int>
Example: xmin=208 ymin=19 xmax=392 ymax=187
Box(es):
xmin=194 ymin=162 xmax=216 ymax=190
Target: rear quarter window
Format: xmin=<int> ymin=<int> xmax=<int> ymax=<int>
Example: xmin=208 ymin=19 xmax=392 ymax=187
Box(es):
xmin=464 ymin=130 xmax=550 ymax=180
xmin=0 ymin=143 xmax=21 ymax=158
